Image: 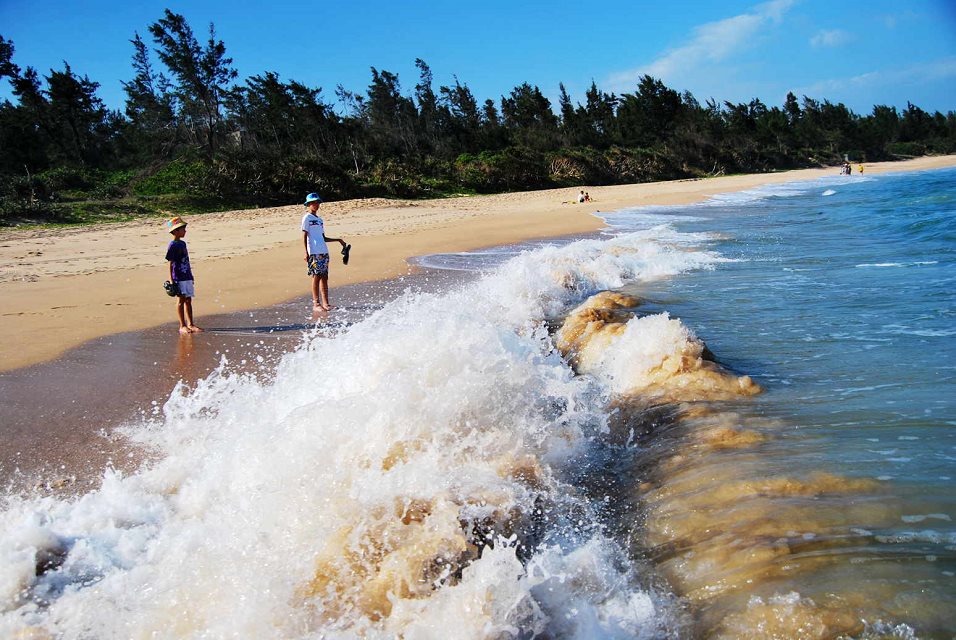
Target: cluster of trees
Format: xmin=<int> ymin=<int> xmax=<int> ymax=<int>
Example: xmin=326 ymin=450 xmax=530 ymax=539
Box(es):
xmin=1 ymin=10 xmax=954 ymax=222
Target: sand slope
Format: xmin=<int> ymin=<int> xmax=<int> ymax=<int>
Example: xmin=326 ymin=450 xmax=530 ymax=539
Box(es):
xmin=2 ymin=156 xmax=954 ymax=372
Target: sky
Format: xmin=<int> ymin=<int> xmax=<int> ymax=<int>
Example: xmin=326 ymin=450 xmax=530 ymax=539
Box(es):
xmin=1 ymin=0 xmax=955 ymax=117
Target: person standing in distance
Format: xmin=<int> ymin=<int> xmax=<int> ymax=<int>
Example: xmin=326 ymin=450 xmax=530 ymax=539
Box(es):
xmin=165 ymin=216 xmax=203 ymax=334
xmin=301 ymin=193 xmax=346 ymax=311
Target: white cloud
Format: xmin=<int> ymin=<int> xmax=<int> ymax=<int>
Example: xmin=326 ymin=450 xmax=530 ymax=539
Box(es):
xmin=793 ymin=56 xmax=956 ymax=99
xmin=810 ymin=29 xmax=850 ymax=48
xmin=881 ymin=10 xmax=921 ymax=30
xmin=606 ymin=0 xmax=797 ymax=93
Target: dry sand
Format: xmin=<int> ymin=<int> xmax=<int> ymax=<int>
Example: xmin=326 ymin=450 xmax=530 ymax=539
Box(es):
xmin=2 ymin=155 xmax=955 ymax=372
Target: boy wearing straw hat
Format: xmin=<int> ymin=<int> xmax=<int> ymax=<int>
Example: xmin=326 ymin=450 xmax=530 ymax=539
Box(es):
xmin=165 ymin=216 xmax=203 ymax=334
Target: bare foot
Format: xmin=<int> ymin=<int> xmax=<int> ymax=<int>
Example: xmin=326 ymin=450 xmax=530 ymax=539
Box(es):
xmin=178 ymin=326 xmax=191 ymax=335
xmin=188 ymin=325 xmax=204 ymax=333
xmin=322 ymin=304 xmax=336 ymax=311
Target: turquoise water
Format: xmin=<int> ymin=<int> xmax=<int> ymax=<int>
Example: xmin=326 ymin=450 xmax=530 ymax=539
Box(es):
xmin=620 ymin=169 xmax=956 ymax=496
xmin=606 ymin=168 xmax=956 ymax=636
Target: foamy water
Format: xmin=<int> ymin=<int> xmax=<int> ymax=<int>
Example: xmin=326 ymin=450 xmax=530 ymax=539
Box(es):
xmin=603 ymin=167 xmax=956 ymax=638
xmin=0 ymin=228 xmax=724 ymax=637
xmin=3 ymin=167 xmax=954 ymax=638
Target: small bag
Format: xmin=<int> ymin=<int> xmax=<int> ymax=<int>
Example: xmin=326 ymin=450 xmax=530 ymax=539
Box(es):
xmin=163 ymin=280 xmax=180 ymax=297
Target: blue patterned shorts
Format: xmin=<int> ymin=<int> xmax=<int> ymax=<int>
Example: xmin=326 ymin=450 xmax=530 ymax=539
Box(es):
xmin=307 ymin=253 xmax=330 ymax=277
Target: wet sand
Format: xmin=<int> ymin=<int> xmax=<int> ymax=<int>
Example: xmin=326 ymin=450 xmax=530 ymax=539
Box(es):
xmin=0 ymin=267 xmax=477 ymax=492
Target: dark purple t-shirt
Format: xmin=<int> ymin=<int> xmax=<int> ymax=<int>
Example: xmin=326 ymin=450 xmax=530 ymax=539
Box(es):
xmin=165 ymin=239 xmax=194 ymax=282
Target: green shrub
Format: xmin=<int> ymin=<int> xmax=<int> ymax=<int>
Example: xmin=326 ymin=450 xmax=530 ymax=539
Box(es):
xmin=91 ymin=170 xmax=135 ymax=199
xmin=132 ymin=159 xmax=210 ymax=196
xmin=204 ymin=151 xmax=357 ymax=204
xmin=1 ymin=173 xmax=56 ymax=202
xmin=886 ymin=141 xmax=925 ymax=157
xmin=35 ymin=166 xmax=97 ymax=192
xmin=547 ymin=147 xmax=612 ymax=185
xmin=0 ymin=175 xmax=69 ymax=224
xmin=454 ymin=147 xmax=549 ymax=192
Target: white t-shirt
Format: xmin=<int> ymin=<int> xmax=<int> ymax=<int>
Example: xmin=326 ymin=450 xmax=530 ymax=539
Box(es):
xmin=301 ymin=213 xmax=329 ymax=255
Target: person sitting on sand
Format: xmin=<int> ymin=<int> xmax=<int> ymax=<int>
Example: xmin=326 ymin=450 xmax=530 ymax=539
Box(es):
xmin=578 ymin=190 xmax=586 ymax=203
xmin=584 ymin=191 xmax=591 ymax=202
xmin=165 ymin=216 xmax=202 ymax=334
xmin=302 ymin=192 xmax=347 ymax=311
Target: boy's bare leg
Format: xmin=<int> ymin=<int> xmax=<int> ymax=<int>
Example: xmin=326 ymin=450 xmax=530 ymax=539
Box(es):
xmin=311 ymin=275 xmax=322 ymax=308
xmin=318 ymin=276 xmax=334 ymax=311
xmin=184 ymin=298 xmax=203 ymax=332
xmin=176 ymin=297 xmax=190 ymax=334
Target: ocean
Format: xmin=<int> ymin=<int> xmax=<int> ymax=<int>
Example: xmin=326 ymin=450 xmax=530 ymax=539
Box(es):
xmin=1 ymin=167 xmax=953 ymax=638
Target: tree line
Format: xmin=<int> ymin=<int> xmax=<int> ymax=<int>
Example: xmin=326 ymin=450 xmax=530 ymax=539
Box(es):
xmin=1 ymin=9 xmax=954 ymax=223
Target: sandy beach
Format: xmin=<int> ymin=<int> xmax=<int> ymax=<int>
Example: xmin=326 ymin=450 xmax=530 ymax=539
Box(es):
xmin=2 ymin=155 xmax=956 ymax=373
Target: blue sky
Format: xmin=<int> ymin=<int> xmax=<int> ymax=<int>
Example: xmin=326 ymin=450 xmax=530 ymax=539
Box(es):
xmin=2 ymin=0 xmax=954 ymax=116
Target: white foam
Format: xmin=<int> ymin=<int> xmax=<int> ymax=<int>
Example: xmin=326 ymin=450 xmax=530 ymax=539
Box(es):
xmin=0 ymin=227 xmax=718 ymax=637
xmin=579 ymin=312 xmax=698 ymax=395
xmin=856 ymin=261 xmax=939 ymax=268
xmin=596 ymin=208 xmax=708 ymax=232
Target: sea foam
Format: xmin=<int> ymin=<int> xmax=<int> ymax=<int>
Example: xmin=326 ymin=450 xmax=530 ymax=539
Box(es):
xmin=0 ymin=225 xmax=718 ymax=637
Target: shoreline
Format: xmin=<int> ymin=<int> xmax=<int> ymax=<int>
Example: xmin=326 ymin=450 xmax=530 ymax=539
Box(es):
xmin=2 ymin=155 xmax=956 ymax=373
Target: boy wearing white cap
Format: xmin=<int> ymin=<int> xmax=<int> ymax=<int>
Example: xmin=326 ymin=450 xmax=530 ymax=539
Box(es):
xmin=301 ymin=193 xmax=347 ymax=311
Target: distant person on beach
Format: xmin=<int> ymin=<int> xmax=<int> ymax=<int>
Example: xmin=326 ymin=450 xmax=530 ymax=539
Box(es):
xmin=302 ymin=192 xmax=347 ymax=311
xmin=578 ymin=190 xmax=586 ymax=203
xmin=165 ymin=216 xmax=202 ymax=334
xmin=584 ymin=191 xmax=591 ymax=202
xmin=859 ymin=164 xmax=865 ymax=174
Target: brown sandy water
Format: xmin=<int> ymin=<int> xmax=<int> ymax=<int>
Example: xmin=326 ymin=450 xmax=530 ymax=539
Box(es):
xmin=556 ymin=290 xmax=956 ymax=638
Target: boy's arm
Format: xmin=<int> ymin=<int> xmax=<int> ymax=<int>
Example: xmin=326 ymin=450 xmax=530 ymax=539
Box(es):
xmin=303 ymin=230 xmax=310 ymax=261
xmin=323 ymin=234 xmax=346 ymax=246
xmin=165 ymin=242 xmax=177 ymax=280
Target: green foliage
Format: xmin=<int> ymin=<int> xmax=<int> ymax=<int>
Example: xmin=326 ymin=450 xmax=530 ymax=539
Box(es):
xmin=1 ymin=17 xmax=953 ymax=227
xmin=131 ymin=158 xmax=208 ymax=196
xmin=0 ymin=196 xmax=68 ymax=225
xmin=35 ymin=166 xmax=97 ymax=192
xmin=454 ymin=148 xmax=550 ymax=192
xmin=605 ymin=147 xmax=682 ymax=182
xmin=91 ymin=170 xmax=136 ymax=198
xmin=886 ymin=141 xmax=926 ymax=157
xmin=546 ymin=147 xmax=615 ymax=185
xmin=0 ymin=173 xmax=66 ymax=224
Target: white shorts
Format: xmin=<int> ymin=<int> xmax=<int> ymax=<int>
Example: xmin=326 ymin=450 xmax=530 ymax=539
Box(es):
xmin=176 ymin=280 xmax=195 ymax=298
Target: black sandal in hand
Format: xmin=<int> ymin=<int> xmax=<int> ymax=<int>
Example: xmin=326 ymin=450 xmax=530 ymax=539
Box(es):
xmin=341 ymin=243 xmax=351 ymax=265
